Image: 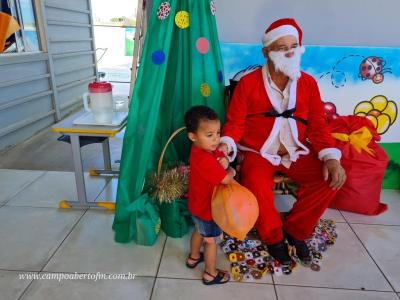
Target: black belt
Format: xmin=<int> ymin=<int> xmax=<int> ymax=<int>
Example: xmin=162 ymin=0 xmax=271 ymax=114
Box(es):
xmin=249 ymin=107 xmax=308 ymax=125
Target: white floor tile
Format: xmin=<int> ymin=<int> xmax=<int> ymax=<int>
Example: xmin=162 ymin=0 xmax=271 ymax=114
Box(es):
xmin=322 ymin=208 xmax=346 ymax=222
xmin=152 ymin=278 xmax=277 ymax=300
xmin=352 ymin=224 xmax=400 ymax=291
xmin=6 ymin=171 xmax=108 ymax=208
xmin=94 ymin=178 xmax=118 ymax=203
xmin=273 ymin=223 xmax=392 ymax=291
xmin=341 ymin=190 xmax=400 ymax=225
xmin=0 ymin=169 xmax=44 ymax=205
xmin=0 ymin=270 xmax=36 ymax=300
xmin=44 ymin=210 xmax=166 ymax=276
xmin=157 ymin=228 xmax=273 ymax=284
xmin=21 ymin=274 xmax=154 ymax=300
xmin=274 ymin=194 xmax=346 ymax=222
xmin=276 ymin=285 xmax=398 ymax=300
xmin=0 ymin=206 xmax=84 ymax=271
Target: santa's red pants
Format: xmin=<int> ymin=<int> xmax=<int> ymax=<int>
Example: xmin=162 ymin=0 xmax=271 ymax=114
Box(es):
xmin=240 ymin=151 xmax=339 ymax=244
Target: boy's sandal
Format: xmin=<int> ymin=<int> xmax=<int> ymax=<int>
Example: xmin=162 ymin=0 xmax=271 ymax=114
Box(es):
xmin=186 ymin=252 xmax=204 ymax=269
xmin=202 ymin=269 xmax=230 ymax=285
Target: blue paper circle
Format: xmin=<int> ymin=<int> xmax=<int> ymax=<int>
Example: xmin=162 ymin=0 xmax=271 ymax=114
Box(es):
xmin=152 ymin=50 xmax=165 ymax=65
xmin=217 ymin=70 xmax=223 ymax=83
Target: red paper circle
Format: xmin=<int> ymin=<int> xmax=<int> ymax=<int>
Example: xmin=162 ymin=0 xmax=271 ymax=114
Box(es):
xmin=196 ymin=37 xmax=209 ymax=54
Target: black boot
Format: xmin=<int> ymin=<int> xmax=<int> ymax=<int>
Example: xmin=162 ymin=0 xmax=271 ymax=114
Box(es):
xmin=267 ymin=240 xmax=294 ymax=266
xmin=285 ymin=234 xmax=312 ymax=265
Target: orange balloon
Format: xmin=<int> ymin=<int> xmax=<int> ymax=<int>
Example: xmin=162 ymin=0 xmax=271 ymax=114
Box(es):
xmin=211 ymin=180 xmax=259 ymax=240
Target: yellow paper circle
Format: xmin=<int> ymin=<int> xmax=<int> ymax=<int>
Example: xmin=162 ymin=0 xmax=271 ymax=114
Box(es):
xmin=370 ymin=95 xmax=388 ymax=111
xmin=381 ymin=101 xmax=398 ymax=124
xmin=175 ymin=11 xmax=189 ymax=29
xmin=200 ymin=83 xmax=211 ymax=97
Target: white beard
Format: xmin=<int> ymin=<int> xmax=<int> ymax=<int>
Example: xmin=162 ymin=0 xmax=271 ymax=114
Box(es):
xmin=268 ymin=47 xmax=303 ymax=81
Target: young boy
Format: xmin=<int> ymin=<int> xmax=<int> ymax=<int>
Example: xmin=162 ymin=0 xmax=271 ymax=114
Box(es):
xmin=184 ymin=105 xmax=236 ymax=285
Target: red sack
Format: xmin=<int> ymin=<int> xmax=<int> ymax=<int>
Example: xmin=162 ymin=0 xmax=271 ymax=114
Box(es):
xmin=328 ymin=116 xmax=388 ymax=215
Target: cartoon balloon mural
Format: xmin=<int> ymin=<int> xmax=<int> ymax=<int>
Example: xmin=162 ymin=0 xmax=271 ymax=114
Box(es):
xmin=354 ymin=95 xmax=398 ymax=134
xmin=323 ymin=101 xmax=339 ymax=122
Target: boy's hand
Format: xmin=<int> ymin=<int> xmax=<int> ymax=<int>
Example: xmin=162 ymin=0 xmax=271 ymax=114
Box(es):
xmin=217 ymin=156 xmax=229 ymax=169
xmin=221 ymin=167 xmax=236 ymax=184
xmin=228 ymin=166 xmax=236 ymax=178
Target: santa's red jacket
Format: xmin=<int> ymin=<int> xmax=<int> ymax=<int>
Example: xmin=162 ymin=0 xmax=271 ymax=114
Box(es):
xmin=221 ymin=66 xmax=339 ymax=164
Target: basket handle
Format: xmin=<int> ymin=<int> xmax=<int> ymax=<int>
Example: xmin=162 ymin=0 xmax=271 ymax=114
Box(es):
xmin=157 ymin=126 xmax=186 ymax=178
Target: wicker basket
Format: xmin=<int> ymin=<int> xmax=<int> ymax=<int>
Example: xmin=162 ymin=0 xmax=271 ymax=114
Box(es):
xmin=155 ymin=127 xmax=192 ymax=238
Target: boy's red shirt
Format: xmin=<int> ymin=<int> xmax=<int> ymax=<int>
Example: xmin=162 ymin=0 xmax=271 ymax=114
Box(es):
xmin=188 ymin=144 xmax=227 ymax=221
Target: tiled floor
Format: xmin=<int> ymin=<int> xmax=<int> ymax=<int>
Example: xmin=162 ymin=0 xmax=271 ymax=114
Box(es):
xmin=0 ymin=169 xmax=399 ymax=300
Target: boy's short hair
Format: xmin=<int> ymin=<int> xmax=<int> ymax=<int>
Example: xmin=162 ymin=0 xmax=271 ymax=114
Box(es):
xmin=184 ymin=105 xmax=219 ymax=133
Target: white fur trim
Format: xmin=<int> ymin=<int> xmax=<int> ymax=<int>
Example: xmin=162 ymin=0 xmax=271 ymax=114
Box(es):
xmin=259 ymin=65 xmax=308 ymax=165
xmin=262 ymin=153 xmax=282 ymax=166
xmin=262 ymin=25 xmax=299 ymax=47
xmin=236 ymin=65 xmax=311 ymax=166
xmin=220 ymin=136 xmax=237 ymax=162
xmin=259 ymin=65 xmax=285 ymax=163
xmin=263 ymin=65 xmax=309 ymax=163
xmin=287 ymin=118 xmax=310 ymax=156
xmin=318 ymin=148 xmax=342 ymax=161
xmin=263 ymin=64 xmax=308 ymax=157
xmin=259 ymin=118 xmax=283 ymax=165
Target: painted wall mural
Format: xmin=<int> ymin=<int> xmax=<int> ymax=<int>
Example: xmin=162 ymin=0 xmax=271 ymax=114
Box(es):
xmin=220 ymin=43 xmax=400 ymax=189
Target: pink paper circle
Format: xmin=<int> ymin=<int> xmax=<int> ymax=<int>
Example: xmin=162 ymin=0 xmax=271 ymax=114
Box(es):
xmin=196 ymin=37 xmax=209 ymax=54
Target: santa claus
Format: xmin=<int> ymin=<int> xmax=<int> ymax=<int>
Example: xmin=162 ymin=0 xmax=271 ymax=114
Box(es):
xmin=219 ymin=18 xmax=346 ymax=266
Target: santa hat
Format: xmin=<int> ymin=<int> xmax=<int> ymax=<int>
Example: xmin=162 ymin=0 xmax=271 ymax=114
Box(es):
xmin=262 ymin=18 xmax=302 ymax=48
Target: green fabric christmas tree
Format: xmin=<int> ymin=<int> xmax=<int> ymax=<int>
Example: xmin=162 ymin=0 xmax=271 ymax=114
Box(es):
xmin=112 ymin=0 xmax=226 ymax=245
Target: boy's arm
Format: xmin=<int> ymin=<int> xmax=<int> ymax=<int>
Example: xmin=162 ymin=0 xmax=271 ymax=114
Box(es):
xmin=220 ymin=167 xmax=236 ymax=185
xmin=193 ymin=154 xmax=229 ymax=186
xmin=216 ymin=156 xmax=229 ymax=169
